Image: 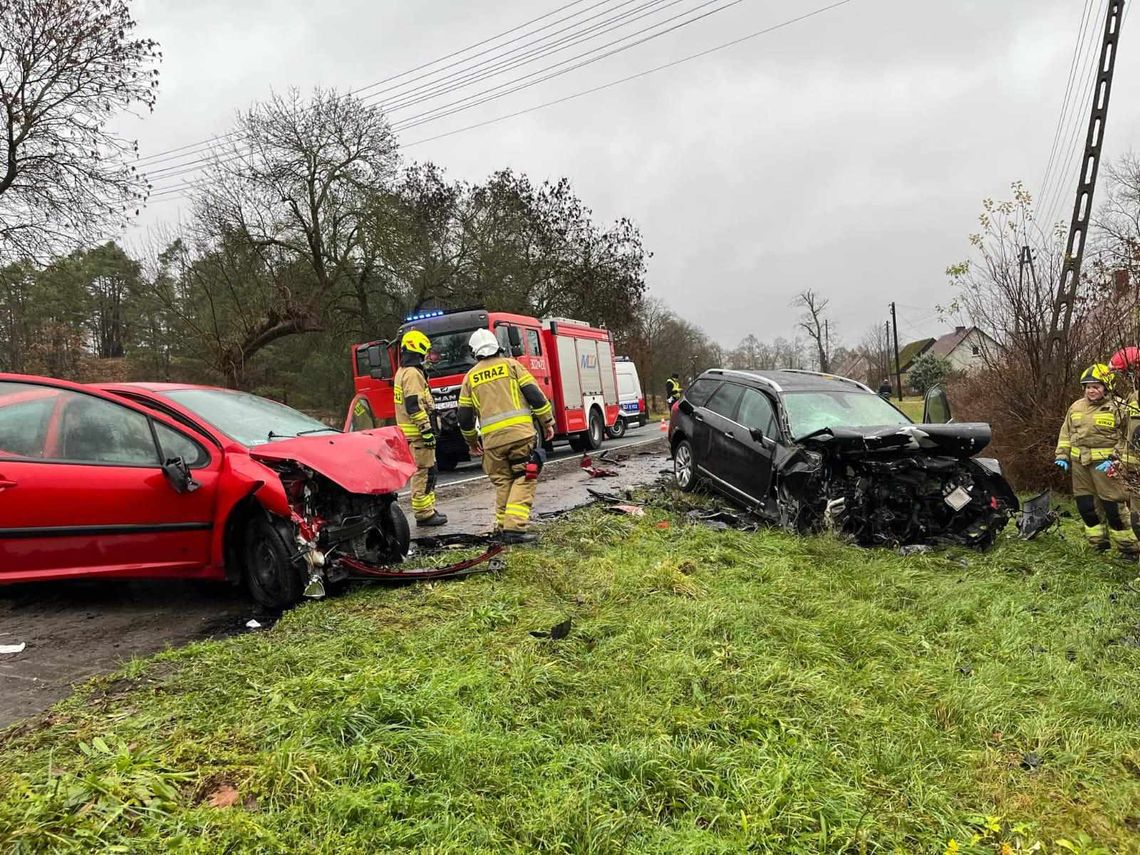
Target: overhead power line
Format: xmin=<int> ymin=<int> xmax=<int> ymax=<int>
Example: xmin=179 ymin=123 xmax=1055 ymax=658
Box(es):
xmin=146 ymin=0 xmax=750 ymax=196
xmin=1036 ymin=0 xmax=1097 ymax=210
xmin=134 ymin=0 xmax=602 ymax=167
xmin=142 ymin=0 xmax=694 ymax=181
xmin=146 ymin=0 xmax=856 ymax=204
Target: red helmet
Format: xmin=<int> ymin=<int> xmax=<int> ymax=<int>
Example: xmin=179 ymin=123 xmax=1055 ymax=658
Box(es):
xmin=1109 ymin=346 xmax=1140 ymax=372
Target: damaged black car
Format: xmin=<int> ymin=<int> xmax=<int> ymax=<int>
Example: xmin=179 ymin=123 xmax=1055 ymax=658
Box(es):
xmin=668 ymin=369 xmax=1018 ymax=548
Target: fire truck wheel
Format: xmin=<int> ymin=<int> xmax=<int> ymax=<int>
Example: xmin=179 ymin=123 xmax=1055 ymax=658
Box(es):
xmin=606 ymin=417 xmax=627 ymax=439
xmin=581 ymin=407 xmax=604 ymax=450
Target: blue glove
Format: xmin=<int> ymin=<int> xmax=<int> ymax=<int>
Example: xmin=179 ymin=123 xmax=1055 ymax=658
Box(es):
xmin=1054 ymin=459 xmax=1070 ymax=472
xmin=1096 ymin=460 xmax=1113 ymax=473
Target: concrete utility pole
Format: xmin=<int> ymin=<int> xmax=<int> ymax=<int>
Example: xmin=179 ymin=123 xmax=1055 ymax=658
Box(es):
xmin=890 ymin=302 xmax=902 ymax=402
xmin=1045 ymin=0 xmax=1126 ymax=374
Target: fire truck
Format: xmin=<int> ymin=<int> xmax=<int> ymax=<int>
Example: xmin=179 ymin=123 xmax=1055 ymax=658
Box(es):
xmin=346 ymin=307 xmax=621 ymax=470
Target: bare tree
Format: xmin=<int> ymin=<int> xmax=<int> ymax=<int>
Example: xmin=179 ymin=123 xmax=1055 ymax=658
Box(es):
xmin=190 ymin=88 xmax=399 ymax=383
xmin=0 ymin=0 xmax=161 ymax=261
xmin=795 ymin=289 xmax=831 ymax=372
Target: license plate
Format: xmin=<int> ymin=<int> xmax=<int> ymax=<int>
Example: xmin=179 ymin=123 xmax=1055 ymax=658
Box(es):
xmin=434 ymin=399 xmax=458 ymax=411
xmin=944 ymin=486 xmax=971 ymax=511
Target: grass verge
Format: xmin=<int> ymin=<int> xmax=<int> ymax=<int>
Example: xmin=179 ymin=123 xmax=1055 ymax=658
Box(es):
xmin=1 ymin=494 xmax=1139 ymax=853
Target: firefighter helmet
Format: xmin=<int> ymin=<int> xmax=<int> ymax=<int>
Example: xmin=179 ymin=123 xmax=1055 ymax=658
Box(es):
xmin=469 ymin=328 xmax=500 ymax=359
xmin=401 ymin=330 xmax=431 ymax=356
xmin=1080 ymin=363 xmax=1115 ymax=390
xmin=1109 ymin=347 xmax=1140 ymax=373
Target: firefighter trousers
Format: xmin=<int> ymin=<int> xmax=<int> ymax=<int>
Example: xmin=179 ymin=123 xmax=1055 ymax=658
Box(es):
xmin=408 ymin=441 xmax=438 ymax=521
xmin=482 ymin=436 xmax=537 ymax=533
xmin=1072 ymin=461 xmax=1139 ymax=555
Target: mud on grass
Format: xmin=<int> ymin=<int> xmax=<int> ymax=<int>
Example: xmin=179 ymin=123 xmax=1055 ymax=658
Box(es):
xmin=1 ymin=502 xmax=1139 ymax=853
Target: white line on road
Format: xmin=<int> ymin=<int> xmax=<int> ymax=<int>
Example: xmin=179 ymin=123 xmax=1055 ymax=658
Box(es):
xmin=398 ymin=433 xmax=667 ymax=497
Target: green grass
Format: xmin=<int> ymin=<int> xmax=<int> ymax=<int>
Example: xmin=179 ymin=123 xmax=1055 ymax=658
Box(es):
xmin=898 ymin=397 xmax=925 ymax=421
xmin=2 ymin=495 xmax=1139 ymax=854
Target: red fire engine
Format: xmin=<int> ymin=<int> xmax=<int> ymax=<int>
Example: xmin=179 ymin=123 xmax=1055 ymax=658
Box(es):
xmin=346 ymin=307 xmax=621 ymax=470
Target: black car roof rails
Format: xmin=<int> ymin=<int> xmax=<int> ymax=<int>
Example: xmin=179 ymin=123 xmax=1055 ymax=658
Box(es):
xmin=706 ymin=368 xmax=783 ymax=392
xmin=776 ymin=368 xmax=873 ymax=393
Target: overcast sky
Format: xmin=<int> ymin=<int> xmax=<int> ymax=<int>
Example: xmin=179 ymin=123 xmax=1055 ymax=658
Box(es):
xmin=121 ymin=0 xmax=1140 ymax=350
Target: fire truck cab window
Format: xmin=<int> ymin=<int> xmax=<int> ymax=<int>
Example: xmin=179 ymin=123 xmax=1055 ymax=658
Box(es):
xmin=526 ymin=329 xmax=541 ymax=356
xmin=495 ymin=326 xmax=511 ymax=353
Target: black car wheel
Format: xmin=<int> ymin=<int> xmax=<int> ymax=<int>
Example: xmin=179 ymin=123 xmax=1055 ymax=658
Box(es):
xmin=674 ymin=438 xmax=698 ymax=492
xmin=243 ymin=516 xmax=303 ymax=609
xmin=606 ymin=417 xmax=627 ymax=439
xmin=437 ymin=455 xmax=459 ymax=472
xmin=385 ymin=500 xmax=411 ymax=559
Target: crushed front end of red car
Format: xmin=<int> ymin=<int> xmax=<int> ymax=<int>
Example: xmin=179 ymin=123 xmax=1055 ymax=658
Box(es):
xmin=247 ymin=428 xmax=418 ymax=599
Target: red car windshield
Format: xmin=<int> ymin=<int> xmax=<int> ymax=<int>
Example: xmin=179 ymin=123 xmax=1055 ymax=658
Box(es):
xmin=163 ymin=388 xmax=338 ymax=447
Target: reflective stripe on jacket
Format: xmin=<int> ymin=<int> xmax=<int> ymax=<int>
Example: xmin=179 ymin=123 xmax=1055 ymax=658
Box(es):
xmin=394 ymin=365 xmax=433 ymax=441
xmin=458 ymin=356 xmax=554 ymax=449
xmin=1055 ymin=396 xmax=1126 ymax=464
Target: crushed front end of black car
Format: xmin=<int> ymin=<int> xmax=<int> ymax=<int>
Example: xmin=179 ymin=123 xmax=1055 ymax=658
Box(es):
xmin=772 ymin=423 xmax=1019 ymax=549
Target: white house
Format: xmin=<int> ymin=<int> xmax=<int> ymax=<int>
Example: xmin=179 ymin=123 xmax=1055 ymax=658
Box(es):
xmin=927 ymin=326 xmax=996 ymax=373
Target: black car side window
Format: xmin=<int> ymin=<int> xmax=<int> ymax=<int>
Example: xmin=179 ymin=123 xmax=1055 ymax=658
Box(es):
xmin=684 ymin=377 xmax=719 ymax=408
xmin=738 ymin=388 xmax=779 ymax=438
xmin=704 ymin=383 xmax=744 ymax=420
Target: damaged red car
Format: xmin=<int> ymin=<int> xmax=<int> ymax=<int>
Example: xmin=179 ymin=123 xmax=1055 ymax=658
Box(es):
xmin=0 ymin=376 xmax=417 ymax=608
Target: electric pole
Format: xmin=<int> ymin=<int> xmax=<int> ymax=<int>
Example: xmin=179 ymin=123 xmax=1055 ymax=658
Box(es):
xmin=1045 ymin=0 xmax=1126 ymax=375
xmin=890 ymin=302 xmax=902 ymax=402
xmin=824 ymin=320 xmax=830 ymax=372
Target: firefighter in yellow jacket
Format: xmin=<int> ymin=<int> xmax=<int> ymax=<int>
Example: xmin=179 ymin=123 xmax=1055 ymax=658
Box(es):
xmin=394 ymin=330 xmax=447 ymax=527
xmin=457 ymin=328 xmax=555 ymax=544
xmin=1054 ymin=363 xmax=1138 ymax=557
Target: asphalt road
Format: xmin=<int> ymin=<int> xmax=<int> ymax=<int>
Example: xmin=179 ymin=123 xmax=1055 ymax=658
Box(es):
xmin=0 ymin=429 xmax=670 ymax=729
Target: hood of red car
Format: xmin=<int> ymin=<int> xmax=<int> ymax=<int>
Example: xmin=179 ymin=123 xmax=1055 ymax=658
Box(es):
xmin=248 ymin=427 xmax=416 ymax=494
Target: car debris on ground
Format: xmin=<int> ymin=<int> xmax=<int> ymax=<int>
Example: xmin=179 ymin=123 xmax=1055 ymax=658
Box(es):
xmin=1017 ymin=492 xmax=1060 ymax=540
xmin=0 ymin=642 xmax=27 ymax=655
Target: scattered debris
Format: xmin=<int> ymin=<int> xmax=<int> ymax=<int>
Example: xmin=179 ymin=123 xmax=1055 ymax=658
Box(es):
xmin=586 ymin=488 xmax=625 ymax=504
xmin=0 ymin=642 xmax=26 ymax=655
xmin=530 ymin=618 xmax=572 ymax=640
xmin=206 ymin=785 xmax=242 ymax=809
xmin=342 ymin=543 xmax=506 ymax=582
xmin=1020 ymin=751 xmax=1042 ymax=772
xmin=1017 ymin=492 xmax=1060 ymax=540
xmin=607 ymin=504 xmax=645 ymax=517
xmin=580 ymin=453 xmax=619 ymax=478
xmin=897 ymin=545 xmax=934 ymax=556
xmin=245 ymin=620 xmax=262 ymax=630
xmin=957 ymin=663 xmax=973 ymax=677
xmin=686 ymin=509 xmax=759 ymax=532
xmin=655 ymin=521 xmax=671 ymax=530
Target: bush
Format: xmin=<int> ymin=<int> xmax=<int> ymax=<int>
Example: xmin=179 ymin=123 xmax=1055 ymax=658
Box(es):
xmin=945 ymin=361 xmax=1073 ymax=491
xmin=909 ymin=353 xmax=952 ymax=394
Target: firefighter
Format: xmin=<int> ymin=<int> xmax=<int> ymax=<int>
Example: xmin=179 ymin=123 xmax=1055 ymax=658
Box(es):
xmin=1109 ymin=346 xmax=1140 ymax=539
xmin=666 ymin=372 xmax=682 ymax=407
xmin=394 ymin=330 xmax=447 ymax=527
xmin=457 ymin=328 xmax=555 ymax=544
xmin=1054 ymin=363 xmax=1138 ymax=558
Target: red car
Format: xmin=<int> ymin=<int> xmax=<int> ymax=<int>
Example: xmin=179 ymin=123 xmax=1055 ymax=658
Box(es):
xmin=0 ymin=375 xmax=417 ymax=608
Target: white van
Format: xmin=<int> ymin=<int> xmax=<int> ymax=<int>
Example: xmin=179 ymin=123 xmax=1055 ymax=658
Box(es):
xmin=608 ymin=357 xmax=646 ymax=438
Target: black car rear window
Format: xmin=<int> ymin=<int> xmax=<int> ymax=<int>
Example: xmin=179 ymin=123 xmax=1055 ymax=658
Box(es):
xmin=705 ymin=382 xmax=744 ymax=420
xmin=684 ymin=377 xmax=719 ymax=407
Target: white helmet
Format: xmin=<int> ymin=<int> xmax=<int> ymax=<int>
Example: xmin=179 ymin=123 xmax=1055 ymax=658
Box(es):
xmin=469 ymin=328 xmax=500 ymax=359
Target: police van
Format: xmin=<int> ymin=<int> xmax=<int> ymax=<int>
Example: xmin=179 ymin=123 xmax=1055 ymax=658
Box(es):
xmin=608 ymin=357 xmax=647 ymax=438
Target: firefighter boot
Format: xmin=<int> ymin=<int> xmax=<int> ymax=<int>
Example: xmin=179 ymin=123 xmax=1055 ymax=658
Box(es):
xmin=1085 ymin=523 xmax=1110 ymax=552
xmin=1109 ymin=526 xmax=1140 ymax=560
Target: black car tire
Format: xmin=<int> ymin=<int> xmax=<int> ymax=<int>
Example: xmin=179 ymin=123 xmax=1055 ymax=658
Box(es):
xmin=606 ymin=417 xmax=627 ymax=439
xmin=674 ymin=438 xmax=698 ymax=492
xmin=384 ymin=500 xmax=411 ymax=559
xmin=437 ymin=455 xmax=458 ymax=472
xmin=243 ymin=516 xmax=304 ymax=609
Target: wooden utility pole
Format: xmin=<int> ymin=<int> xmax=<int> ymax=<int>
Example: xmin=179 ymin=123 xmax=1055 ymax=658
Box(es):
xmin=890 ymin=302 xmax=903 ymax=402
xmin=1045 ymin=0 xmax=1126 ymax=375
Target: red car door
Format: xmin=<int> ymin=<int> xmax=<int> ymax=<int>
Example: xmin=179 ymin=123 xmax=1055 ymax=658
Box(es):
xmin=0 ymin=379 xmax=221 ymax=583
